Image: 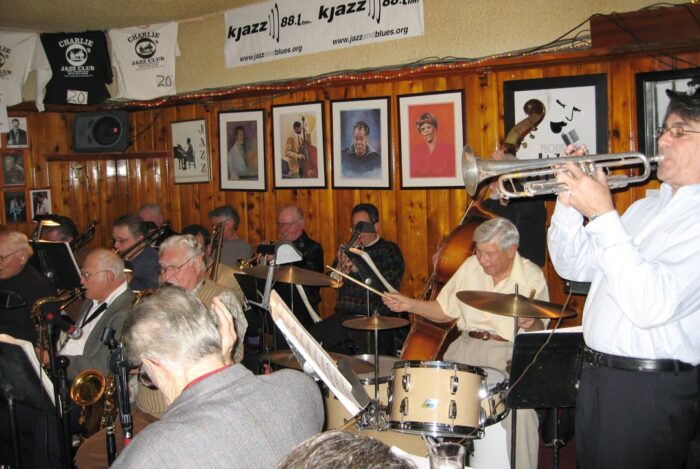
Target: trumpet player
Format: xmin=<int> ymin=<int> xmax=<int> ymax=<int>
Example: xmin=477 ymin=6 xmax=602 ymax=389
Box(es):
xmin=312 ymin=203 xmax=404 ymax=356
xmin=548 ymin=87 xmax=700 ymax=468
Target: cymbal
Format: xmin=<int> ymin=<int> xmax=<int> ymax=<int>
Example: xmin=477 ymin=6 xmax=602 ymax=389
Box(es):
xmin=262 ymin=350 xmax=375 ymax=374
xmin=342 ymin=315 xmax=410 ymax=331
xmin=456 ymin=291 xmax=577 ymax=319
xmin=242 ymin=265 xmax=336 ymax=287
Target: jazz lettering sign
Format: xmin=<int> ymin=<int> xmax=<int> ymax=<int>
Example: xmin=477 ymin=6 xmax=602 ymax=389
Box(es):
xmin=224 ymin=0 xmax=424 ymax=68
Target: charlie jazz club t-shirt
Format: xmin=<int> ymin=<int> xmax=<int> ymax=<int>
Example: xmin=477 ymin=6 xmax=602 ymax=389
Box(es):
xmin=0 ymin=31 xmax=52 ymax=111
xmin=40 ymin=30 xmax=112 ymax=105
xmin=108 ymin=22 xmax=180 ymax=100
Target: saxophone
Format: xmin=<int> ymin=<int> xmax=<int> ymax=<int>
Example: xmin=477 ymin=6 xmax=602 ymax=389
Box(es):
xmin=31 ymin=288 xmax=85 ymax=364
xmin=70 ymin=288 xmax=154 ymax=438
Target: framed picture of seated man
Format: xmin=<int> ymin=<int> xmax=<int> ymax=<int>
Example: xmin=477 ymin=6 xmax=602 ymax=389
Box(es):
xmin=218 ymin=109 xmax=266 ymax=191
xmin=171 ymin=119 xmax=211 ymax=184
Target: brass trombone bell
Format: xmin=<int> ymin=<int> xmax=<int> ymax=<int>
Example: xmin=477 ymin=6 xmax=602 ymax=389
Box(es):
xmin=70 ymin=369 xmax=106 ymax=407
xmin=461 ymin=145 xmax=663 ymax=199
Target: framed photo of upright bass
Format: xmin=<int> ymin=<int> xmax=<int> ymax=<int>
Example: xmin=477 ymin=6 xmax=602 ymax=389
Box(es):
xmin=272 ymin=102 xmax=326 ymax=189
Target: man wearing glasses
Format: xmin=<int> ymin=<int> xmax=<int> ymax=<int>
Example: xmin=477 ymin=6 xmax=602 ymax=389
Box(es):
xmin=548 ymin=88 xmax=700 ymax=467
xmin=0 ymin=230 xmax=57 ymax=343
xmin=62 ymin=248 xmax=133 ymax=381
xmin=312 ymin=203 xmax=405 ymax=356
xmin=270 ymin=204 xmax=324 ymax=331
xmin=76 ymin=235 xmax=248 ymax=468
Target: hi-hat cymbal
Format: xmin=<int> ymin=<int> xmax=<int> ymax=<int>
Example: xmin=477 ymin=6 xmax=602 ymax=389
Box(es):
xmin=456 ymin=290 xmax=577 ymax=319
xmin=242 ymin=265 xmax=336 ymax=287
xmin=342 ymin=315 xmax=410 ymax=331
xmin=261 ymin=350 xmax=375 ymax=374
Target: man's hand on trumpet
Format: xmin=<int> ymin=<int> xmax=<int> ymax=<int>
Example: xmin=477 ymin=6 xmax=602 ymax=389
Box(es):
xmin=557 ymin=144 xmax=615 ymax=220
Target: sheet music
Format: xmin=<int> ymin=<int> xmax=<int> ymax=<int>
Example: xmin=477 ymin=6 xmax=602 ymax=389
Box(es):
xmin=346 ymin=247 xmax=397 ymax=293
xmin=268 ymin=291 xmax=363 ymax=416
xmin=0 ymin=334 xmax=55 ymax=405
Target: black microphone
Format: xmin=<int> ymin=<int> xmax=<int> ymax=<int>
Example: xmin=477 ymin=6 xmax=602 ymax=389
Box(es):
xmin=44 ymin=312 xmax=74 ymax=332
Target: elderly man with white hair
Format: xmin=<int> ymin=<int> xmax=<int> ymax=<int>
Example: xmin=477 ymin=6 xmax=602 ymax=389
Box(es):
xmin=112 ymin=287 xmax=323 ymax=468
xmin=0 ymin=229 xmax=58 ymax=343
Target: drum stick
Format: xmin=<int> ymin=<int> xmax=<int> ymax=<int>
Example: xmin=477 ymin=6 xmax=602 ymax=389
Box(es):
xmin=326 ymin=266 xmax=388 ymax=298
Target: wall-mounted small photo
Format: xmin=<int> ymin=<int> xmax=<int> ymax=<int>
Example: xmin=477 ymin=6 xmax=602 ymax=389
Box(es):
xmin=2 ymin=154 xmax=25 ymax=186
xmin=6 ymin=116 xmax=29 ymax=148
xmin=30 ymin=189 xmax=52 ymax=219
xmin=4 ymin=190 xmax=27 ymax=224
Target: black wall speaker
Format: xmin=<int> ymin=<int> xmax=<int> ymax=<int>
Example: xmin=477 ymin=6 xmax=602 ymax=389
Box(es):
xmin=72 ymin=111 xmax=131 ymax=153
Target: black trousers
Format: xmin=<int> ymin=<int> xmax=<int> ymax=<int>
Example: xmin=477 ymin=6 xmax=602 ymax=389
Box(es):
xmin=576 ymin=362 xmax=700 ymax=469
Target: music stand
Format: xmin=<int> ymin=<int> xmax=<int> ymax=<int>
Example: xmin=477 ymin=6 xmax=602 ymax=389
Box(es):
xmin=0 ymin=340 xmax=55 ymax=468
xmin=29 ymin=241 xmax=82 ymax=291
xmin=506 ymin=330 xmax=584 ymax=469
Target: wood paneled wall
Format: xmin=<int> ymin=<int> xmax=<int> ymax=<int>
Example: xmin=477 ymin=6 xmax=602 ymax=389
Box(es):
xmin=6 ymin=49 xmax=699 ymax=320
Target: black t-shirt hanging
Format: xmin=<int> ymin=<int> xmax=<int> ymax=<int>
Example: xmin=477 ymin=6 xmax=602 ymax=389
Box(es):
xmin=40 ymin=30 xmax=113 ymax=105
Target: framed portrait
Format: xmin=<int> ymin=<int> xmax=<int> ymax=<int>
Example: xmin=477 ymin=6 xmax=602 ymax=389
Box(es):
xmin=331 ymin=97 xmax=390 ymax=188
xmin=171 ymin=119 xmax=211 ymax=184
xmin=30 ymin=189 xmax=52 ymax=219
xmin=6 ymin=116 xmax=29 ymax=148
xmin=2 ymin=153 xmax=25 ymax=186
xmin=504 ymin=74 xmax=608 ymax=159
xmin=4 ymin=190 xmax=27 ymax=224
xmin=272 ymin=102 xmax=326 ymax=189
xmin=398 ymin=91 xmax=465 ymax=188
xmin=636 ymin=68 xmax=700 ymax=157
xmin=218 ymin=110 xmax=266 ymax=191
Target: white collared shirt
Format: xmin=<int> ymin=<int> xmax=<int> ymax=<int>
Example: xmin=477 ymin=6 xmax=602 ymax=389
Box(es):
xmin=548 ymin=183 xmax=700 ymax=364
xmin=61 ymin=281 xmax=128 ymax=356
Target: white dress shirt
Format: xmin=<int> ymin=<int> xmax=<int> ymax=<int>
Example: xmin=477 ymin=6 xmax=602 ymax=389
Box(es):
xmin=61 ymin=281 xmax=128 ymax=356
xmin=548 ymin=183 xmax=700 ymax=364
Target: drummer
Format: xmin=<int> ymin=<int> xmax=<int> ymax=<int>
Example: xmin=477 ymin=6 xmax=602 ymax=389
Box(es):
xmin=383 ymin=216 xmax=547 ymax=469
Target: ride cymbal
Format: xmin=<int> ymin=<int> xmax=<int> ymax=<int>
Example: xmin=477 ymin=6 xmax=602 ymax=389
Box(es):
xmin=455 ymin=290 xmax=577 ymax=319
xmin=242 ymin=265 xmax=336 ymax=287
xmin=342 ymin=315 xmax=410 ymax=331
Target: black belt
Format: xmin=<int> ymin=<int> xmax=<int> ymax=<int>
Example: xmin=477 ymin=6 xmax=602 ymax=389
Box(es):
xmin=583 ymin=348 xmax=697 ymax=373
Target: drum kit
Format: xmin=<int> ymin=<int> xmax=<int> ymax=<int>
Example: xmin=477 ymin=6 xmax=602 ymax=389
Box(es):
xmin=247 ymin=261 xmax=577 ymax=460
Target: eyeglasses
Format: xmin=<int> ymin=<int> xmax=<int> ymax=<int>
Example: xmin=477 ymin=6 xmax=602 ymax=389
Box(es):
xmin=159 ymin=256 xmax=195 ymax=276
xmin=277 ymin=218 xmax=302 ymax=229
xmin=80 ymin=269 xmax=111 ymax=280
xmin=137 ymin=363 xmax=158 ymax=390
xmin=656 ymin=127 xmax=700 ymax=139
xmin=0 ymin=249 xmax=23 ymax=262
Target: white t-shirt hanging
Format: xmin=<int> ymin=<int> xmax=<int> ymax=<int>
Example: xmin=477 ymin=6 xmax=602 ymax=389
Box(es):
xmin=108 ymin=22 xmax=180 ymax=100
xmin=0 ymin=31 xmax=52 ymax=111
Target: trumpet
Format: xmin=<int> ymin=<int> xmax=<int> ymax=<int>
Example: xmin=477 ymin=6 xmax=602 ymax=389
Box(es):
xmin=461 ymin=145 xmax=663 ymax=199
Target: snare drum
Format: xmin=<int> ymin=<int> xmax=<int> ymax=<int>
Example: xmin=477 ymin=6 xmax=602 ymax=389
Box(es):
xmin=324 ymin=355 xmax=397 ymax=430
xmin=388 ymin=360 xmax=486 ymax=437
xmin=480 ymin=367 xmax=509 ymax=426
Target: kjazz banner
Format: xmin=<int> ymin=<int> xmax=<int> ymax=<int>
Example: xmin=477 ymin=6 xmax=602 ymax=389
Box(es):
xmin=224 ymin=0 xmax=424 ymax=68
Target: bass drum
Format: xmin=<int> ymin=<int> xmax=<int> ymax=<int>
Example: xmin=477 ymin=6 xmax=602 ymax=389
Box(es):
xmin=388 ymin=360 xmax=485 ymax=437
xmin=324 ymin=355 xmax=398 ymax=430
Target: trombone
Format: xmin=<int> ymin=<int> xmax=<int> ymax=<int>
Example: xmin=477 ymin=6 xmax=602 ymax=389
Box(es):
xmin=461 ymin=145 xmax=663 ymax=199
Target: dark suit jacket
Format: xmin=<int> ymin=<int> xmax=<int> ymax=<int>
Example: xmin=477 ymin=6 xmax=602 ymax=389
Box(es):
xmin=7 ymin=128 xmax=27 ymax=146
xmin=65 ymin=287 xmax=134 ymax=381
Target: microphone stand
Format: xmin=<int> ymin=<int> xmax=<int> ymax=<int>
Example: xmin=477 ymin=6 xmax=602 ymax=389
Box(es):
xmin=102 ymin=328 xmax=133 ymax=463
xmin=46 ymin=325 xmax=73 ymax=469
